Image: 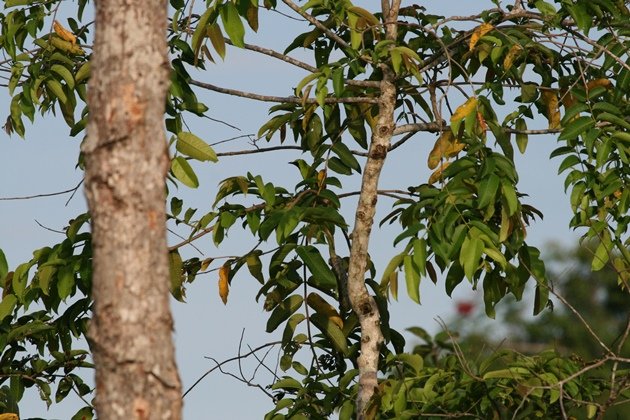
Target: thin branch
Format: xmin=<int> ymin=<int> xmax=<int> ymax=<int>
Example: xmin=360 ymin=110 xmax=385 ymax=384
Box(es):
xmin=281 ymin=0 xmax=351 ymax=50
xmin=393 ymin=122 xmax=563 ymax=136
xmin=224 ymin=37 xmax=380 ymax=89
xmin=216 ymin=145 xmax=302 ymax=157
xmin=224 ymin=37 xmax=317 ymax=73
xmin=190 ymin=79 xmax=378 ymax=104
xmin=167 ymin=228 xmax=203 ymax=255
xmin=34 ymin=219 xmax=65 ymax=235
xmin=168 ymin=226 xmax=214 ymax=252
xmin=210 ymin=134 xmax=255 ymax=147
xmin=182 ymin=340 xmax=282 ymax=399
xmin=0 ymin=180 xmax=83 ymax=201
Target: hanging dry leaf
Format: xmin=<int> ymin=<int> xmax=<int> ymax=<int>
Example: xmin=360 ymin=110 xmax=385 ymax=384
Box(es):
xmin=428 ymin=161 xmax=451 ymax=184
xmin=542 ymin=90 xmax=561 ymax=129
xmin=317 ymin=169 xmax=327 ymax=190
xmin=218 ymin=265 xmax=229 ymax=304
xmin=427 ymin=130 xmax=465 ymax=169
xmin=476 ymin=111 xmax=488 ymax=131
xmin=469 ymin=23 xmax=493 ymax=51
xmin=451 ymin=97 xmax=478 ymax=123
xmin=503 ymin=44 xmax=523 ymax=71
xmin=53 ymin=20 xmax=77 ymax=45
xmin=559 ymin=88 xmax=577 ymax=110
xmin=586 ymin=78 xmax=613 ymax=91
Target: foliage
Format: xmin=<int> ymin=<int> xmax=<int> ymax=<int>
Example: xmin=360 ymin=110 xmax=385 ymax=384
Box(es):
xmin=1 ymin=0 xmax=629 ymax=418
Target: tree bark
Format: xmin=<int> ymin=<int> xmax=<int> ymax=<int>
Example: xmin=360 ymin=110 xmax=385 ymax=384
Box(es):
xmin=82 ymin=0 xmax=182 ymax=418
xmin=347 ymin=1 xmax=400 ymax=417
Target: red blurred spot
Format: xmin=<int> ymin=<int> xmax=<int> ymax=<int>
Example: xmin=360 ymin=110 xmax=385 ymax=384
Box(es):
xmin=456 ymin=300 xmax=475 ymax=317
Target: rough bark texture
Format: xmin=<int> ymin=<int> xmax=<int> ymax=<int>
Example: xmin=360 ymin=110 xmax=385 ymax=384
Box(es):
xmin=82 ymin=0 xmax=182 ymax=418
xmin=347 ymin=2 xmax=400 ymax=417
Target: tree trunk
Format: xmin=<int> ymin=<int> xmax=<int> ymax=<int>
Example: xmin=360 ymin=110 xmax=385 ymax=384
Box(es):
xmin=82 ymin=0 xmax=182 ymax=418
xmin=347 ymin=1 xmax=400 ymax=417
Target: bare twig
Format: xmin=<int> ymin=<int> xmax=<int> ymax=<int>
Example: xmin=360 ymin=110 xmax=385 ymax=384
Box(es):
xmin=281 ymin=0 xmax=351 ymax=50
xmin=182 ymin=340 xmax=282 ymax=399
xmin=34 ymin=219 xmax=65 ymax=235
xmin=0 ymin=180 xmax=83 ymax=201
xmin=190 ymin=79 xmax=378 ymax=104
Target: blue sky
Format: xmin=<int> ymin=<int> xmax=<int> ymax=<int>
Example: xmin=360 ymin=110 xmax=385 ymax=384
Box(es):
xmin=0 ymin=1 xmax=580 ymax=418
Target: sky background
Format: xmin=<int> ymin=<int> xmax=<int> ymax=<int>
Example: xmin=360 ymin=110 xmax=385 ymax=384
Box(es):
xmin=0 ymin=1 xmax=581 ymax=418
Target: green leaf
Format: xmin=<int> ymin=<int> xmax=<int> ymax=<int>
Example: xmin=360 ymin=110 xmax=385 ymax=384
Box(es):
xmin=272 ymin=377 xmax=302 ymax=390
xmin=332 ymin=142 xmax=360 ymax=172
xmin=246 ymin=252 xmax=264 ymax=284
xmin=558 ymin=116 xmax=594 ymax=140
xmin=412 ymin=238 xmax=427 ymax=276
xmin=266 ymin=294 xmax=303 ymax=333
xmin=558 ymin=155 xmax=581 ymax=174
xmin=515 ymin=118 xmax=528 ymax=153
xmin=176 ymin=132 xmax=218 ymax=162
xmin=169 ymin=250 xmax=185 ymax=302
xmin=0 ymin=294 xmax=17 ymax=321
xmin=171 ymin=156 xmax=199 ymax=188
xmin=46 ymin=79 xmax=68 ymax=104
xmin=332 ymin=67 xmax=344 ymax=96
xmin=296 ymin=246 xmax=337 ymax=289
xmin=8 ymin=320 xmax=54 ymax=342
xmin=38 ymin=265 xmax=56 ymax=295
xmin=12 ymin=262 xmax=30 ymax=301
xmin=71 ymin=407 xmax=94 ymax=420
xmin=592 ymin=231 xmax=611 ymax=271
xmin=221 ymin=2 xmax=245 ymax=48
xmin=0 ymin=249 xmax=7 ymax=280
xmin=445 ymin=263 xmax=464 ymax=297
xmin=310 ymin=312 xmax=348 ymax=354
xmin=501 ymin=181 xmax=518 ymax=216
xmin=50 ymin=64 xmax=75 ymax=89
xmin=477 ymin=174 xmax=500 ymax=209
xmin=5 ymin=0 xmax=33 ymax=7
xmin=533 ymin=283 xmax=549 ymax=315
xmin=381 ymin=253 xmax=404 ymax=284
xmin=534 ymin=0 xmax=556 ymax=15
xmin=459 ymin=231 xmax=484 ymax=281
xmin=192 ymin=7 xmax=215 ymax=63
xmin=567 ymin=3 xmax=591 ymax=34
xmin=57 ymin=265 xmax=75 ymax=300
xmin=403 ymin=256 xmax=420 ymax=304
xmin=207 ymin=23 xmax=226 ymax=60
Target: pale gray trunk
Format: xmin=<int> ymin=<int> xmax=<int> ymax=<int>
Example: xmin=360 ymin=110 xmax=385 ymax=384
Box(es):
xmin=347 ymin=1 xmax=400 ymax=417
xmin=82 ymin=0 xmax=182 ymax=418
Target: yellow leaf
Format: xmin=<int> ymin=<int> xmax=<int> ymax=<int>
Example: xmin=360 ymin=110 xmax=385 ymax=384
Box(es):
xmin=451 ymin=97 xmax=478 ymax=123
xmin=427 ymin=130 xmax=465 ymax=169
xmin=53 ymin=20 xmax=76 ymax=45
xmin=306 ymin=292 xmax=343 ymax=329
xmin=559 ymin=88 xmax=577 ymax=109
xmin=450 ymin=97 xmax=478 ymax=135
xmin=359 ymin=103 xmax=377 ymax=130
xmin=503 ymin=44 xmax=522 ymax=71
xmin=542 ymin=90 xmax=561 ymax=129
xmin=476 ymin=111 xmax=488 ymax=131
xmin=50 ymin=36 xmax=85 ymax=55
xmin=317 ymin=169 xmax=327 ymax=190
xmin=586 ymin=78 xmax=613 ymax=91
xmin=428 ymin=161 xmax=451 ymax=184
xmin=347 ymin=6 xmax=380 ymax=26
xmin=200 ymin=258 xmax=213 ymax=271
xmin=469 ymin=23 xmax=493 ymax=51
xmin=218 ymin=265 xmax=229 ymax=304
xmin=0 ymin=414 xmax=19 ymax=420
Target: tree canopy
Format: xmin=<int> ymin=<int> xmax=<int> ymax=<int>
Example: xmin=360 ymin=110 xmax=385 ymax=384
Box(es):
xmin=1 ymin=0 xmax=629 ymax=418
